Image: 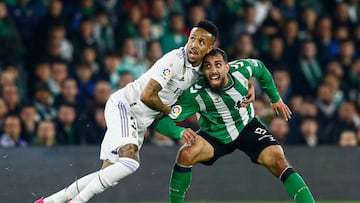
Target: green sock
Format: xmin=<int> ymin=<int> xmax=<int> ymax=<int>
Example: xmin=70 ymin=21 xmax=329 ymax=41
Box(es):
xmin=283 ymin=172 xmax=315 ymax=203
xmin=169 ymin=164 xmax=192 ymax=203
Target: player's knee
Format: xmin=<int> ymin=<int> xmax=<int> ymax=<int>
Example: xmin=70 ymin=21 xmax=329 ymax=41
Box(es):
xmin=177 ymin=147 xmax=196 ymax=166
xmin=118 ymin=144 xmax=139 ymax=161
xmin=259 ymin=145 xmax=287 ymax=168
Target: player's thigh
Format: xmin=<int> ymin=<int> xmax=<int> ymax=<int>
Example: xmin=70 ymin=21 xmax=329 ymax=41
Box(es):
xmin=177 ymin=136 xmax=214 ymax=165
xmin=100 ymin=100 xmax=140 ymax=163
xmin=236 ymin=118 xmax=280 ymax=164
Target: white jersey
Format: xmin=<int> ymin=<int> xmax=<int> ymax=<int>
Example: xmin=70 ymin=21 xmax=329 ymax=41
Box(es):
xmin=109 ymin=46 xmax=201 ymax=132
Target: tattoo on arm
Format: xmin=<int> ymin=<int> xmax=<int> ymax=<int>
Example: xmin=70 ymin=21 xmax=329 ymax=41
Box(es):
xmin=141 ymin=79 xmax=171 ymax=114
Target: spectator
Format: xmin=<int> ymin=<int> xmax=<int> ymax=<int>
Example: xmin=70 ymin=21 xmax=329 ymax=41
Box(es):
xmin=68 ymin=0 xmax=98 ymax=31
xmin=230 ymin=33 xmax=258 ymax=61
xmin=117 ymin=70 xmax=134 ymax=89
xmin=298 ymin=116 xmax=320 ymax=147
xmin=0 ymin=98 xmax=8 ymax=130
xmin=80 ymin=80 xmax=111 ymax=121
xmin=144 ymin=40 xmax=163 ymax=68
xmin=7 ymin=0 xmax=45 ymax=51
xmin=80 ymin=106 xmax=106 ymax=145
xmin=0 ymin=115 xmax=26 ymax=148
xmin=325 ymin=59 xmax=344 ymax=80
xmin=272 ymin=68 xmax=293 ymax=104
xmin=79 ymin=46 xmax=100 ymax=74
xmin=186 ymin=3 xmax=206 ymax=30
xmin=299 ymin=7 xmax=318 ymax=39
xmin=260 ymin=35 xmax=286 ymax=72
xmin=277 ymin=0 xmax=299 ymax=20
xmin=97 ymin=49 xmax=122 ymax=90
xmin=315 ymin=83 xmax=338 ymax=129
xmin=269 ymin=116 xmax=290 ymax=145
xmin=115 ymin=5 xmax=142 ymax=48
xmin=1 ymin=83 xmax=21 ymax=114
xmin=54 ymin=78 xmax=79 ymax=112
xmin=31 ymin=61 xmax=52 ymax=96
xmin=75 ymin=63 xmax=95 ymax=102
xmin=72 ymin=17 xmax=99 ymax=61
xmin=49 ymin=60 xmax=69 ymax=96
xmin=292 ymin=39 xmax=323 ymax=97
xmin=33 ymin=82 xmax=57 ymax=121
xmin=19 ymin=103 xmax=38 ymax=143
xmin=288 ymin=97 xmax=319 ymax=144
xmin=160 ymin=11 xmax=187 ymax=53
xmin=93 ymin=8 xmax=115 ymax=57
xmin=35 ymin=0 xmax=66 ymax=43
xmin=134 ymin=16 xmax=153 ymax=61
xmin=47 ymin=23 xmax=74 ymax=63
xmin=0 ymin=1 xmax=24 ymax=64
xmin=54 ymin=103 xmax=81 ymax=145
xmin=354 ymin=23 xmax=360 ymax=56
xmin=231 ymin=3 xmax=258 ymax=39
xmin=322 ymin=73 xmax=344 ymax=107
xmin=118 ymin=37 xmax=147 ymax=79
xmin=347 ymin=58 xmax=360 ymax=100
xmin=149 ymin=0 xmax=168 ymax=40
xmin=338 ymin=130 xmax=358 ymax=147
xmin=313 ymin=15 xmax=333 ymax=65
xmin=0 ymin=64 xmax=27 ymax=101
xmin=332 ymin=2 xmax=354 ymax=31
xmin=335 ymin=38 xmax=357 ymax=77
xmin=282 ymin=19 xmax=300 ymax=65
xmin=32 ymin=120 xmax=56 ymax=147
xmin=323 ymin=101 xmax=360 ymax=144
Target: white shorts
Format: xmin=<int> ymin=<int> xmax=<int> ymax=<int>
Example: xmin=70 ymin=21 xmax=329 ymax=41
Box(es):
xmin=100 ymin=97 xmax=146 ymax=163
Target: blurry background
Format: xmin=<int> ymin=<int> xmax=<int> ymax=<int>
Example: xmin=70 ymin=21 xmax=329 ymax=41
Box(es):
xmin=0 ymin=0 xmax=360 ymax=148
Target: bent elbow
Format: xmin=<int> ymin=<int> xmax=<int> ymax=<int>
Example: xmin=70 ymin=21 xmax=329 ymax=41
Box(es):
xmin=140 ymin=92 xmax=150 ymax=105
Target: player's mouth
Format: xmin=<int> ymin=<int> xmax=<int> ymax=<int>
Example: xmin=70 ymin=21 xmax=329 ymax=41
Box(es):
xmin=208 ymin=75 xmax=221 ymax=85
xmin=189 ymin=48 xmax=199 ymax=59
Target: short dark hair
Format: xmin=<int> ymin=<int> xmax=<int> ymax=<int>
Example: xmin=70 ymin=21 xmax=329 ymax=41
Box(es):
xmin=195 ymin=20 xmax=218 ymax=42
xmin=205 ymin=47 xmax=228 ymax=63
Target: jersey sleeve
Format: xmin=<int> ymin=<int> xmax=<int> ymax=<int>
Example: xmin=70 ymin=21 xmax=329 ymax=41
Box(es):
xmin=150 ymin=49 xmax=183 ymax=88
xmin=154 ymin=88 xmax=200 ymax=139
xmin=248 ymin=59 xmax=281 ymax=103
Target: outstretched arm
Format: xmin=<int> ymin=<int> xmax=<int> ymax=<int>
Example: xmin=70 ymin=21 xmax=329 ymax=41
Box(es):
xmin=141 ymin=79 xmax=171 ymax=115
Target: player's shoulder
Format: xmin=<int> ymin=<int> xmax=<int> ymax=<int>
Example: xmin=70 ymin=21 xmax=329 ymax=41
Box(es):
xmin=161 ymin=47 xmax=186 ymax=66
xmin=229 ymin=58 xmax=264 ymax=69
xmin=185 ymin=77 xmax=207 ymax=95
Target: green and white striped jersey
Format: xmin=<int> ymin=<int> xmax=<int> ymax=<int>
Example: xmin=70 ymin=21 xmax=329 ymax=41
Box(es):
xmin=155 ymin=59 xmax=280 ymax=144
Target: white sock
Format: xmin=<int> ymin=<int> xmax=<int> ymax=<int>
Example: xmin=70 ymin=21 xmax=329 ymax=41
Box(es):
xmin=44 ymin=172 xmax=97 ymax=203
xmin=71 ymin=158 xmax=140 ymax=203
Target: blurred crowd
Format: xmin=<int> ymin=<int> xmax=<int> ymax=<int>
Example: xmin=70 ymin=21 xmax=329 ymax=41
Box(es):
xmin=0 ymin=0 xmax=359 ymax=148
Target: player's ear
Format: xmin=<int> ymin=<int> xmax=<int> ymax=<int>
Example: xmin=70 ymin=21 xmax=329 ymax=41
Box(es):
xmin=225 ymin=63 xmax=230 ymax=72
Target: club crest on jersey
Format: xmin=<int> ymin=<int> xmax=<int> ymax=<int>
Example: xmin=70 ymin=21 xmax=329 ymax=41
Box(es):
xmin=161 ymin=68 xmax=171 ymax=79
xmin=234 ymin=96 xmax=248 ymax=110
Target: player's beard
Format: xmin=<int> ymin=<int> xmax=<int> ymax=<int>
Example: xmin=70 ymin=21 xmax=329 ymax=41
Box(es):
xmin=208 ymin=78 xmax=226 ymax=94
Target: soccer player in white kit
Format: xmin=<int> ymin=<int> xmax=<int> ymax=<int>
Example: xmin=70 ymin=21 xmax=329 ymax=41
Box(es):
xmin=35 ymin=20 xmax=218 ymax=203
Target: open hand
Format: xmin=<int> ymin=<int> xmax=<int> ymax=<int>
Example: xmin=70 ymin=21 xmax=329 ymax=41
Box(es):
xmin=271 ymin=99 xmax=292 ymax=121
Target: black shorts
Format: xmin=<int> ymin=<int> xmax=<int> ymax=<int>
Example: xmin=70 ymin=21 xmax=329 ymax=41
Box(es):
xmin=198 ymin=117 xmax=280 ymax=165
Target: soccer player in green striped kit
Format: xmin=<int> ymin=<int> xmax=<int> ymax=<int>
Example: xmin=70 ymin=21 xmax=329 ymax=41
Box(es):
xmin=155 ymin=48 xmax=315 ymax=202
